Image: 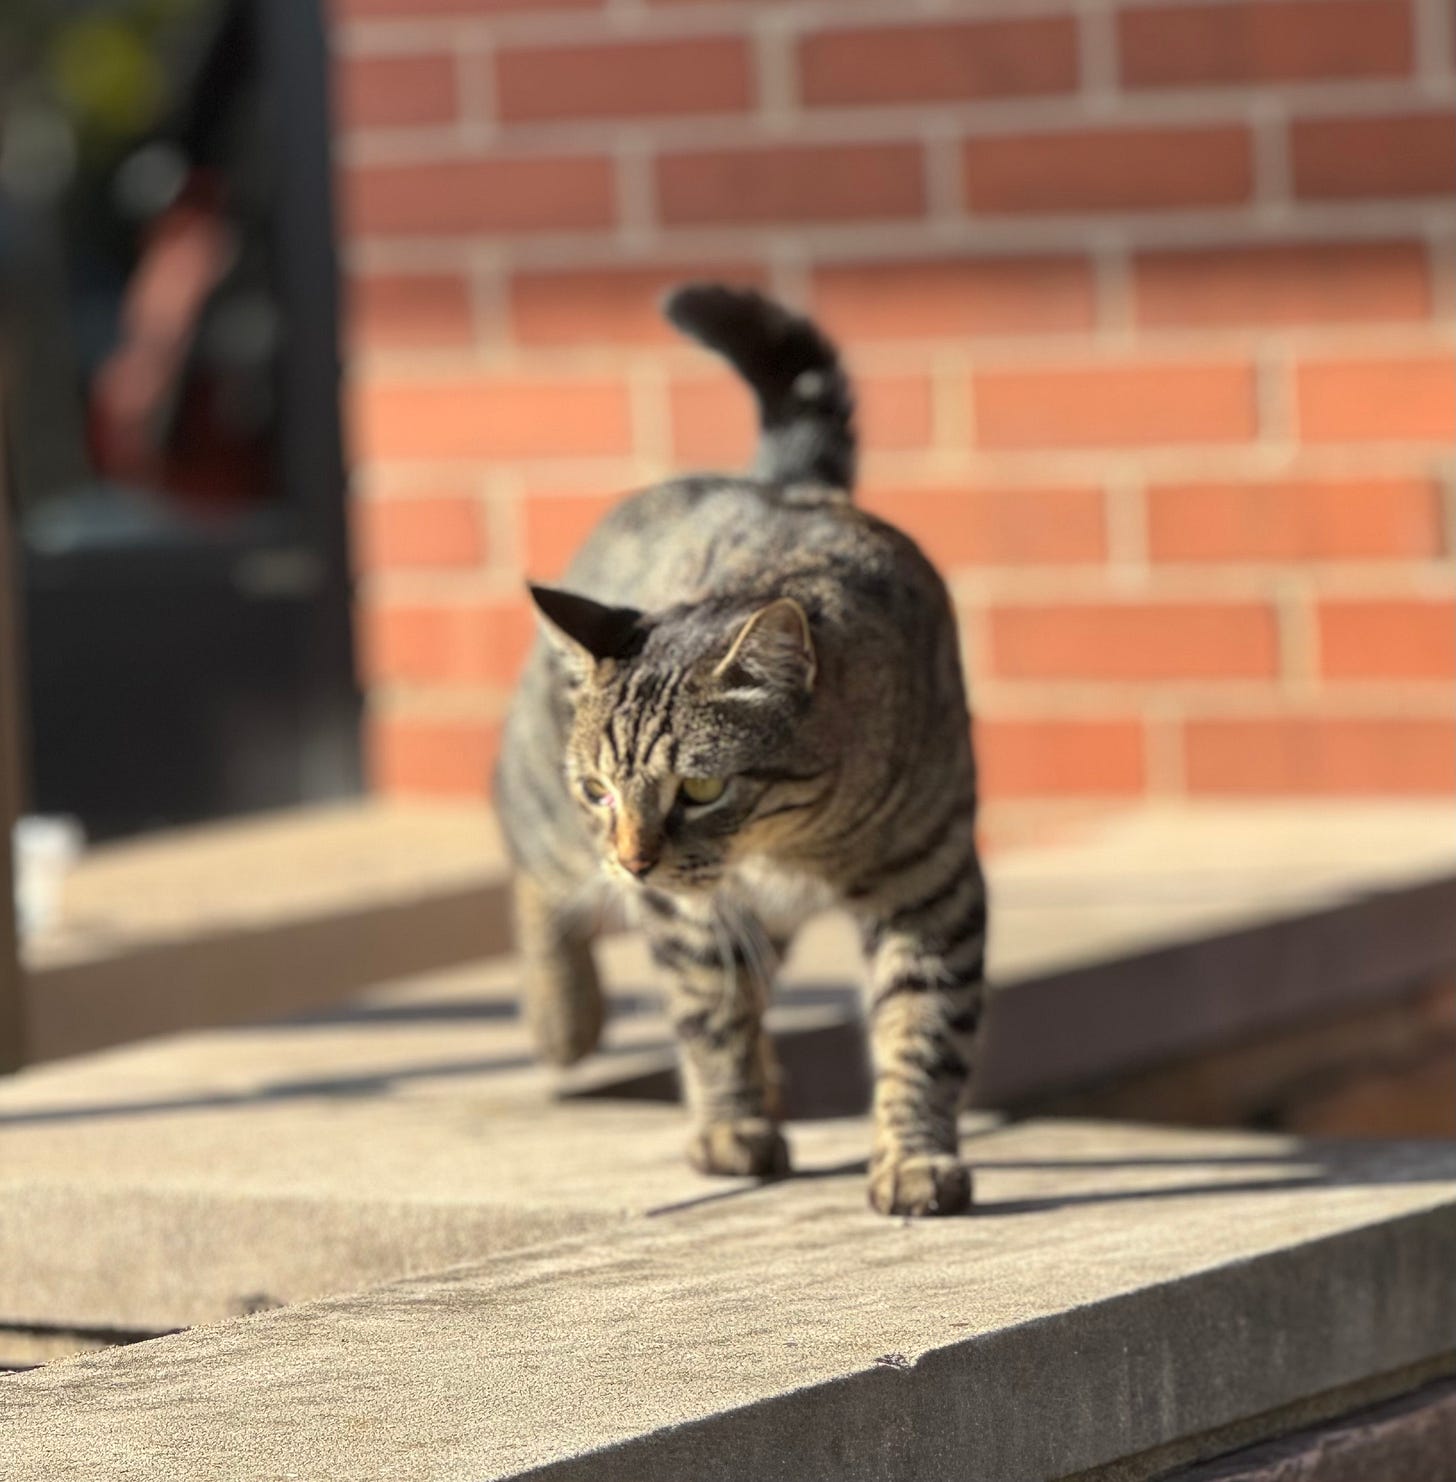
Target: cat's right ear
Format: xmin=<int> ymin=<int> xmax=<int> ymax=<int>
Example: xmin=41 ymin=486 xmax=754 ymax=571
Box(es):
xmin=528 ymin=584 xmax=645 ymax=681
xmin=711 ymin=598 xmax=816 ymax=696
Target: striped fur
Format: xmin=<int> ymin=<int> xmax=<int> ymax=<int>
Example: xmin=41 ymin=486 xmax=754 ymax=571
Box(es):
xmin=495 ymin=285 xmax=986 ymax=1217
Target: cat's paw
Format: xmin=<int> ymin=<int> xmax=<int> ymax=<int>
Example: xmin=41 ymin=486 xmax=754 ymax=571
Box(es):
xmin=687 ymin=1118 xmax=791 ymax=1179
xmin=524 ymin=985 xmax=605 ymax=1068
xmin=868 ymin=1152 xmax=972 ymax=1217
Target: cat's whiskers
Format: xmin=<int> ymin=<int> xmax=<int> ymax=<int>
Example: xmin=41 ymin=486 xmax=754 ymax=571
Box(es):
xmin=725 ymin=895 xmax=776 ymax=995
xmin=708 ymin=908 xmax=740 ymax=1009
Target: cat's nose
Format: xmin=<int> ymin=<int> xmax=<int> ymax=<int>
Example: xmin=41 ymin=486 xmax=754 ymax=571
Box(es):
xmin=619 ymin=850 xmax=659 ymax=879
xmin=614 ymin=817 xmax=661 ymax=879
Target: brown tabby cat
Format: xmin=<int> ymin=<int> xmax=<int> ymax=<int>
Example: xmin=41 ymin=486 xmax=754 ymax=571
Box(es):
xmin=495 ymin=285 xmax=986 ymax=1217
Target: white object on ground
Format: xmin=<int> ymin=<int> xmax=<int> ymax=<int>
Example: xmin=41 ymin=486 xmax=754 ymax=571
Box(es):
xmin=13 ymin=815 xmax=84 ymax=938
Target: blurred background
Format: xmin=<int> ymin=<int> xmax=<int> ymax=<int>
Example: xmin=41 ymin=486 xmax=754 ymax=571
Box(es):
xmin=0 ymin=0 xmax=1451 ymax=1146
xmin=1 ymin=0 xmax=1452 ymax=849
xmin=1 ymin=0 xmax=355 ymax=842
xmin=2 ymin=7 xmax=1454 ymax=1395
xmin=335 ymin=0 xmax=1455 ymax=840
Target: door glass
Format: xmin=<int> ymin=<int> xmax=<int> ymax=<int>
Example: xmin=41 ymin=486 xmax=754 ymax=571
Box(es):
xmin=1 ymin=0 xmax=284 ymax=555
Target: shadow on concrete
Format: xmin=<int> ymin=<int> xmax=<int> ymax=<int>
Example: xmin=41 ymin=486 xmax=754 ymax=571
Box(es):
xmin=0 ymin=1052 xmax=539 ymax=1126
xmin=648 ymin=1137 xmax=1456 ymax=1220
xmin=280 ymin=999 xmax=523 ymax=1027
xmin=278 ymin=982 xmax=855 ymax=1028
xmin=967 ymin=1142 xmax=1456 ymax=1217
xmin=0 ymin=1037 xmax=689 ymax=1128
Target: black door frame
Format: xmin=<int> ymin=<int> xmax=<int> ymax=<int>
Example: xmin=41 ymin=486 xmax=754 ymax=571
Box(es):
xmin=0 ymin=386 xmax=25 ymax=1072
xmin=258 ymin=0 xmax=360 ymax=801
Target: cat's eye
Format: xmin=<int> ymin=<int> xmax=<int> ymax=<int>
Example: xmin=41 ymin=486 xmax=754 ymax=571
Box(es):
xmin=580 ymin=777 xmax=613 ymax=807
xmin=680 ymin=776 xmax=728 ymax=807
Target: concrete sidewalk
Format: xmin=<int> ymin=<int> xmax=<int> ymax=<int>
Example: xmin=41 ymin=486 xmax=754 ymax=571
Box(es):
xmin=3 ymin=1117 xmax=1454 ymax=1481
xmin=3 ymin=802 xmax=1454 ymax=1477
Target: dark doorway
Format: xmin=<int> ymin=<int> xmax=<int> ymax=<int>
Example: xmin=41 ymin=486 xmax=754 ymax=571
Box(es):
xmin=0 ymin=0 xmax=360 ymax=840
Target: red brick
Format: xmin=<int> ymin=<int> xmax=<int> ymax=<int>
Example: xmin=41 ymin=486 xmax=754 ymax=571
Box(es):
xmin=1185 ymin=716 xmax=1456 ymax=793
xmin=854 ymin=376 xmax=935 ymax=452
xmin=800 ymin=17 xmax=1078 ymax=107
xmin=670 ymin=372 xmax=933 ymax=465
xmin=861 ymin=486 xmax=1106 ymax=569
xmin=368 ymin=714 xmax=502 ymax=800
xmin=1318 ymin=599 xmax=1456 ymax=679
xmin=1134 ymin=242 xmax=1432 ymax=328
xmin=347 ymin=271 xmax=474 ymax=350
xmin=508 ymin=264 xmax=768 ymax=347
xmin=361 ymin=598 xmax=534 ymax=687
xmin=496 ymin=37 xmax=752 ymax=123
xmin=1292 ymin=111 xmax=1456 ymax=200
xmin=974 ymin=361 xmax=1257 ymax=449
xmin=336 ymin=0 xmax=596 ymax=15
xmin=963 ymin=125 xmax=1252 ymax=214
xmin=352 ymin=377 xmax=633 ymax=461
xmin=668 ymin=379 xmax=754 ymax=466
xmin=988 ymin=602 xmax=1279 ymax=680
xmin=1119 ymin=1 xmax=1414 ymax=88
xmin=1297 ymin=355 xmax=1456 ymax=443
xmin=362 ymin=605 xmax=448 ymax=685
xmin=481 ymin=600 xmax=538 ymax=686
xmin=523 ymin=492 xmax=618 ymax=580
xmin=1148 ymin=478 xmax=1445 ymax=563
xmin=977 ymin=717 xmax=1146 ymax=798
xmin=346 ymin=154 xmax=616 ymax=238
xmin=656 ymin=143 xmax=925 ymax=226
xmin=335 ymin=54 xmax=458 ymax=132
xmin=811 ymin=256 xmax=1095 ymax=340
xmin=353 ymin=495 xmax=486 ymax=573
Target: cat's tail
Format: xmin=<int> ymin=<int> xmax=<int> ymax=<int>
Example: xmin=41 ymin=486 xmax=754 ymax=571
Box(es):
xmin=664 ymin=283 xmax=857 ymax=493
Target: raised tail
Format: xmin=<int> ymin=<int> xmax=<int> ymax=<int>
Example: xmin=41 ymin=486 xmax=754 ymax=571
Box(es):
xmin=664 ymin=283 xmax=856 ymax=493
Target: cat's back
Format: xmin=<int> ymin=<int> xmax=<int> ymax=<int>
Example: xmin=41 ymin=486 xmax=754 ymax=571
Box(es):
xmin=562 ymin=477 xmax=945 ymax=623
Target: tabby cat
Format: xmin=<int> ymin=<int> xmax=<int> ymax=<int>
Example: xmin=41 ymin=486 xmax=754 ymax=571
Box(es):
xmin=495 ymin=285 xmax=987 ymax=1217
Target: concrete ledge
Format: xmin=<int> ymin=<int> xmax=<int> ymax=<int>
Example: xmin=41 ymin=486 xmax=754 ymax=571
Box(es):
xmin=5 ymin=803 xmax=1454 ymax=1333
xmin=0 ymin=1088 xmax=745 ymax=1330
xmin=981 ymin=870 xmax=1456 ymax=1105
xmin=23 ymin=804 xmax=511 ymax=1063
xmin=5 ymin=805 xmax=1455 ymax=1477
xmin=0 ymin=1325 xmax=160 ymax=1373
xmin=3 ymin=1121 xmax=1453 ymax=1481
xmin=20 ymin=803 xmax=1456 ymax=1089
xmin=974 ymin=806 xmax=1456 ymax=1103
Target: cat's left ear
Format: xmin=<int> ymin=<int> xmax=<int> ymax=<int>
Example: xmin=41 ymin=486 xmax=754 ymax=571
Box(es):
xmin=712 ymin=598 xmax=816 ymax=695
xmin=529 ymin=583 xmax=645 ymax=679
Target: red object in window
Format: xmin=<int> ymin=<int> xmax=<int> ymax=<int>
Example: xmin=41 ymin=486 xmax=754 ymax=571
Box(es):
xmin=88 ymin=174 xmax=268 ymax=507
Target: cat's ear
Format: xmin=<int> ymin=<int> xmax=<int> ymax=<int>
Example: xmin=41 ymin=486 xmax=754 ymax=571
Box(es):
xmin=529 ymin=584 xmax=645 ymax=679
xmin=712 ymin=598 xmax=816 ymax=696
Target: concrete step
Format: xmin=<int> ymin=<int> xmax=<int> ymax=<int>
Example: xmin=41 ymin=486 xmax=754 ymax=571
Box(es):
xmin=21 ymin=801 xmax=1456 ymax=1076
xmin=3 ymin=1117 xmax=1453 ymax=1481
xmin=4 ymin=802 xmax=1454 ymax=1476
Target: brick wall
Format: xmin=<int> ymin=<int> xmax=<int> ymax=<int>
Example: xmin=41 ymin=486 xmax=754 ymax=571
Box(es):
xmin=330 ymin=0 xmax=1456 ymax=823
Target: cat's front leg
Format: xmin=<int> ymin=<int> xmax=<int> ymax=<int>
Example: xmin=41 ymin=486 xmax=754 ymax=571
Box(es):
xmin=642 ymin=896 xmax=789 ymax=1179
xmin=513 ymin=873 xmax=605 ymax=1068
xmin=859 ymin=849 xmax=988 ymax=1217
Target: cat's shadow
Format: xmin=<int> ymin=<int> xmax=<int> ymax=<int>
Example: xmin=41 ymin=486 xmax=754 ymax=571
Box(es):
xmin=651 ymin=1137 xmax=1456 ymax=1221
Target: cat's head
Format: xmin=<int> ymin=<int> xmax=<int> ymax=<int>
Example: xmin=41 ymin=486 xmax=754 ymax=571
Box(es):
xmin=530 ymin=583 xmax=824 ymax=894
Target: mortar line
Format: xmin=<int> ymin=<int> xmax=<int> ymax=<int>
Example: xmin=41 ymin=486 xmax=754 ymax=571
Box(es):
xmin=1076 ymin=0 xmax=1120 ymax=116
xmin=1414 ymin=0 xmax=1456 ymax=89
xmin=752 ymin=11 xmax=798 ymax=132
xmin=613 ymin=131 xmax=658 ymax=255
